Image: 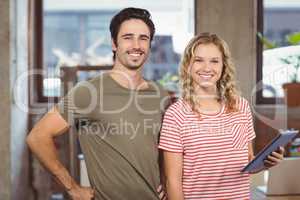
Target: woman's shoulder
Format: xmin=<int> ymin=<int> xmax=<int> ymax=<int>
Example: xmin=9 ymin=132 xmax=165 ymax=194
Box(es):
xmin=234 ymin=96 xmax=251 ymax=112
xmin=166 ymin=98 xmax=190 ymax=115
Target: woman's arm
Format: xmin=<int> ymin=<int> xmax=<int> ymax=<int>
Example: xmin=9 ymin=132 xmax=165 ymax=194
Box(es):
xmin=163 ymin=151 xmax=184 ymax=200
xmin=248 ymin=142 xmax=255 ymax=162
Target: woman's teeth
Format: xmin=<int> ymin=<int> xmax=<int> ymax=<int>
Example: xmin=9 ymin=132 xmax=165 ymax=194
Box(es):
xmin=198 ymin=73 xmax=213 ymax=79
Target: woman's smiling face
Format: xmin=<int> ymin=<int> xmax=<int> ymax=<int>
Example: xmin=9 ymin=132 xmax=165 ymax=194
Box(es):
xmin=190 ymin=43 xmax=223 ymax=90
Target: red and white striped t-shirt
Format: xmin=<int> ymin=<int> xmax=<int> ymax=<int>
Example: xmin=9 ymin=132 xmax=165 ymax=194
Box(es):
xmin=158 ymin=97 xmax=256 ymax=200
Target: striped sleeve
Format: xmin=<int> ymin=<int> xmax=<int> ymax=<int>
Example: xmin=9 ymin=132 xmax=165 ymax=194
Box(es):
xmin=158 ymin=107 xmax=183 ymax=153
xmin=245 ymin=100 xmax=256 ymax=142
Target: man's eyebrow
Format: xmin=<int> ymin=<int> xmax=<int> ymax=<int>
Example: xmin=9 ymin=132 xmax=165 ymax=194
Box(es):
xmin=120 ymin=33 xmax=150 ymax=39
xmin=121 ymin=33 xmax=134 ymax=38
xmin=140 ymin=34 xmax=150 ymax=39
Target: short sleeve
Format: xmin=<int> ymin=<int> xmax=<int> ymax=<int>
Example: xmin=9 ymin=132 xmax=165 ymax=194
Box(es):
xmin=158 ymin=108 xmax=183 ymax=153
xmin=160 ymin=91 xmax=171 ymax=114
xmin=152 ymin=82 xmax=171 ymax=115
xmin=55 ymin=81 xmax=94 ymax=125
xmin=245 ymin=101 xmax=256 ymax=142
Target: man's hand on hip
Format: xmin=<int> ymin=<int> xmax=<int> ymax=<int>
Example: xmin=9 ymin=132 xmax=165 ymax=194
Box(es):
xmin=157 ymin=184 xmax=167 ymax=200
xmin=68 ymin=185 xmax=95 ymax=200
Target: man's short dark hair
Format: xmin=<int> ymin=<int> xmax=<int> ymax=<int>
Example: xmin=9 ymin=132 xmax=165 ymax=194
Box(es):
xmin=109 ymin=7 xmax=155 ymax=47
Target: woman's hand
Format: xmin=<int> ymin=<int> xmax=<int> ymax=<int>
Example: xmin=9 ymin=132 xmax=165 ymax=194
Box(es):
xmin=264 ymin=146 xmax=284 ymax=168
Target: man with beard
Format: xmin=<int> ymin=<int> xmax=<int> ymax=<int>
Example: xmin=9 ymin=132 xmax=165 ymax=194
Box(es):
xmin=27 ymin=7 xmax=169 ymax=200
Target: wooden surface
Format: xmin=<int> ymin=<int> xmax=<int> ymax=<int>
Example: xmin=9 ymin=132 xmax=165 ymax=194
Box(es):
xmin=251 ymin=188 xmax=300 ymax=200
xmin=250 ymin=171 xmax=300 ymax=200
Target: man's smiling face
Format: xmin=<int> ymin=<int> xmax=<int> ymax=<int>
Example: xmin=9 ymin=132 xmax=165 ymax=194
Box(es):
xmin=112 ymin=19 xmax=151 ymax=71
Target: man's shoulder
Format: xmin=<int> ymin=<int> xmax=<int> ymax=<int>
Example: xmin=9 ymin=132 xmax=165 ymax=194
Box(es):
xmin=72 ymin=72 xmax=109 ymax=90
xmin=61 ymin=73 xmax=110 ymax=107
xmin=84 ymin=72 xmax=110 ymax=85
xmin=148 ymin=80 xmax=166 ymax=92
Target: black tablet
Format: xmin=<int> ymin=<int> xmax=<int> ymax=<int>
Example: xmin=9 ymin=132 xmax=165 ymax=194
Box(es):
xmin=241 ymin=130 xmax=299 ymax=173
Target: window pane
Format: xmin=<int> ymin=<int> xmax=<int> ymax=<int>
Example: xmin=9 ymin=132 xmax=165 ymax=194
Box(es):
xmin=43 ymin=0 xmax=194 ymax=97
xmin=263 ymin=0 xmax=300 ymax=98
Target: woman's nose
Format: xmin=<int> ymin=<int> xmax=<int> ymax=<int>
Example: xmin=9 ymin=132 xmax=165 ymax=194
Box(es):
xmin=202 ymin=62 xmax=211 ymax=71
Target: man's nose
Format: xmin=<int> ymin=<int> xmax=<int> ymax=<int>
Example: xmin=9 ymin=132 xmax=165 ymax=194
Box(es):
xmin=132 ymin=39 xmax=140 ymax=49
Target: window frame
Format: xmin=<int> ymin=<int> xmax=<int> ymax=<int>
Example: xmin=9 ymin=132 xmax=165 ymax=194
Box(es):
xmin=29 ymin=0 xmax=58 ymax=104
xmin=30 ymin=0 xmax=196 ymax=104
xmin=256 ymin=0 xmax=284 ymax=105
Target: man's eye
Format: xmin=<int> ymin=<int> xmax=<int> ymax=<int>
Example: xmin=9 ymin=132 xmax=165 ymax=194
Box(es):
xmin=211 ymin=60 xmax=219 ymax=63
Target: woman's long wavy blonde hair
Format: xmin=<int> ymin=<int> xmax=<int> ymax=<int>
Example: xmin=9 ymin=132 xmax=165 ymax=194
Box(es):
xmin=179 ymin=32 xmax=239 ymax=114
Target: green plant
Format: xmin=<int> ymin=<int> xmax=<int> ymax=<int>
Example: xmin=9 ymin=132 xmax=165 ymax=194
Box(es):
xmin=280 ymin=55 xmax=300 ymax=83
xmin=257 ymin=32 xmax=277 ymax=49
xmin=157 ymin=72 xmax=179 ymax=92
xmin=258 ymin=31 xmax=300 ymax=83
xmin=258 ymin=32 xmax=300 ymax=49
xmin=286 ymin=32 xmax=300 ymax=45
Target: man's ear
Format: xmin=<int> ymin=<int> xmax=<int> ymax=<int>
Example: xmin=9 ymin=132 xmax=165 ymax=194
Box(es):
xmin=111 ymin=39 xmax=117 ymax=51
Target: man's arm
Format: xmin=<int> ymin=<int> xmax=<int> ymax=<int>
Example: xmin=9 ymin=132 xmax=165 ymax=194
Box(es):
xmin=163 ymin=151 xmax=184 ymax=200
xmin=26 ymin=106 xmax=94 ymax=199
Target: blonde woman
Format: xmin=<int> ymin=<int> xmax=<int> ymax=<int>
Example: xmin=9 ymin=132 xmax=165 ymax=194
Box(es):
xmin=158 ymin=33 xmax=284 ymax=200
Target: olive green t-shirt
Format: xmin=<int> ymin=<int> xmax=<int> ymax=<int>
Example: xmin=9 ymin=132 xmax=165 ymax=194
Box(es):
xmin=56 ymin=73 xmax=169 ymax=200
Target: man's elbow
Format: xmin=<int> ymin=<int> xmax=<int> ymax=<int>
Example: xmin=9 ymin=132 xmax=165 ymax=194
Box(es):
xmin=26 ymin=127 xmax=49 ymax=149
xmin=26 ymin=130 xmax=39 ymax=149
